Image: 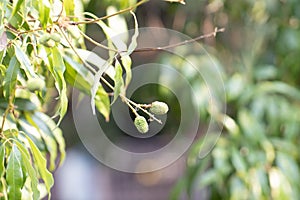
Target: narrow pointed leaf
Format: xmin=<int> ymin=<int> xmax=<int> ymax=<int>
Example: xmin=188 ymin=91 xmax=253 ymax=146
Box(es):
xmin=3 ymin=56 xmax=19 ymax=99
xmin=112 ymin=59 xmax=124 ymax=104
xmin=0 ymin=145 xmax=5 ymax=178
xmin=121 ymin=55 xmax=132 ymax=88
xmin=24 ymin=135 xmax=54 ymax=199
xmin=14 ymin=45 xmax=36 ymax=77
xmin=14 ymin=140 xmax=40 ymax=200
xmin=48 ymin=47 xmax=68 ymax=124
xmin=127 ymin=11 xmax=139 ymax=55
xmin=35 ymin=112 xmax=66 ymax=166
xmin=63 ymin=0 xmax=75 ymax=16
xmin=6 ymin=145 xmax=23 ymax=200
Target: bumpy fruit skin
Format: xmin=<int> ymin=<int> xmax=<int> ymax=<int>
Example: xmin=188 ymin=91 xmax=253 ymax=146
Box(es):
xmin=134 ymin=116 xmax=149 ymax=133
xmin=150 ymin=101 xmax=169 ymax=115
xmin=27 ymin=78 xmax=45 ymax=92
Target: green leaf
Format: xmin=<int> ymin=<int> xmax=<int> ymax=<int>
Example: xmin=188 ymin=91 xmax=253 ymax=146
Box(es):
xmin=0 ymin=98 xmax=37 ymax=111
xmin=14 ymin=140 xmax=40 ymax=200
xmin=276 ymin=152 xmax=300 ymax=187
xmin=24 ymin=134 xmax=54 ymax=200
xmin=112 ymin=59 xmax=124 ymax=104
xmin=0 ymin=145 xmax=5 ymax=178
xmin=6 ymin=144 xmax=23 ymax=200
xmin=38 ymin=0 xmax=51 ymax=29
xmin=64 ymin=56 xmax=111 ymax=121
xmin=3 ymin=56 xmax=19 ymax=99
xmin=14 ymin=45 xmax=36 ymax=77
xmin=63 ymin=0 xmax=75 ymax=16
xmin=26 ymin=113 xmax=58 ymax=171
xmin=199 ymin=169 xmax=219 ymax=187
xmin=121 ymin=55 xmax=132 ymax=88
xmin=84 ymin=12 xmax=126 ymax=52
xmin=238 ymin=109 xmax=265 ymax=143
xmin=36 ymin=112 xmax=66 ymax=166
xmin=127 ymin=11 xmax=139 ymax=55
xmin=95 ymin=86 xmax=110 ymax=121
xmin=91 ymin=61 xmax=111 ymax=115
xmin=48 ymin=47 xmax=68 ymax=124
xmin=9 ymin=0 xmax=25 ymax=22
xmin=231 ymin=148 xmax=247 ymax=173
xmin=229 ymin=176 xmax=248 ymax=200
xmin=73 ymin=49 xmax=113 ymax=115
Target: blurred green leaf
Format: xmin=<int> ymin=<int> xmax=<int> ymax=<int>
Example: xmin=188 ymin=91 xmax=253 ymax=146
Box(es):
xmin=254 ymin=65 xmax=278 ymax=81
xmin=229 ymin=176 xmax=248 ymax=200
xmin=0 ymin=98 xmax=37 ymax=111
xmin=3 ymin=56 xmax=19 ymax=99
xmin=199 ymin=169 xmax=219 ymax=188
xmin=9 ymin=0 xmax=25 ymax=22
xmin=231 ymin=148 xmax=247 ymax=173
xmin=276 ymin=152 xmax=300 ymax=188
xmin=14 ymin=45 xmax=36 ymax=77
xmin=38 ymin=0 xmax=51 ymax=28
xmin=6 ymin=144 xmax=23 ymax=200
xmin=0 ymin=145 xmax=5 ymax=178
xmin=36 ymin=112 xmax=66 ymax=167
xmin=238 ymin=109 xmax=265 ymax=143
xmin=64 ymin=0 xmax=75 ymax=16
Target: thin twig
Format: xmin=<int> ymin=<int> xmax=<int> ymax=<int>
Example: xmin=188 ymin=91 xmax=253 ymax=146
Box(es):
xmin=131 ymin=27 xmax=225 ymax=53
xmin=125 ymin=97 xmax=162 ymax=124
xmin=69 ymin=0 xmax=149 ymax=25
xmin=58 ymin=26 xmax=97 ymax=74
xmin=78 ymin=29 xmax=118 ymax=53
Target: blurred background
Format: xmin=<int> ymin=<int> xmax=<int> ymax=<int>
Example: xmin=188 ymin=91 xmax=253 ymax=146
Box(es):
xmin=51 ymin=0 xmax=300 ymax=199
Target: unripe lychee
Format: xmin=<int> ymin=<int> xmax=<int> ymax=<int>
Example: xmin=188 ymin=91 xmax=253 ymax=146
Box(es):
xmin=27 ymin=77 xmax=45 ymax=92
xmin=134 ymin=116 xmax=149 ymax=133
xmin=149 ymin=101 xmax=169 ymax=115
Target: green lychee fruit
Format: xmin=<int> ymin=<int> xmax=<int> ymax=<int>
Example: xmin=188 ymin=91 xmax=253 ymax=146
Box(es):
xmin=27 ymin=77 xmax=45 ymax=92
xmin=134 ymin=116 xmax=149 ymax=133
xmin=149 ymin=101 xmax=169 ymax=115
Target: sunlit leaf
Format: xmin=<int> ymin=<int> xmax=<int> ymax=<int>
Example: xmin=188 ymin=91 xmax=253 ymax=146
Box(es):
xmin=38 ymin=0 xmax=51 ymax=28
xmin=112 ymin=59 xmax=124 ymax=104
xmin=26 ymin=113 xmax=58 ymax=171
xmin=63 ymin=0 xmax=75 ymax=16
xmin=64 ymin=55 xmax=111 ymax=120
xmin=24 ymin=134 xmax=54 ymax=200
xmin=14 ymin=45 xmax=36 ymax=77
xmin=14 ymin=140 xmax=40 ymax=200
xmin=9 ymin=0 xmax=25 ymax=22
xmin=47 ymin=47 xmax=68 ymax=124
xmin=121 ymin=55 xmax=132 ymax=88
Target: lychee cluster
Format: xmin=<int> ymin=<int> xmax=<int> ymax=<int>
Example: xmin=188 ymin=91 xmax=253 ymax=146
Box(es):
xmin=133 ymin=101 xmax=169 ymax=134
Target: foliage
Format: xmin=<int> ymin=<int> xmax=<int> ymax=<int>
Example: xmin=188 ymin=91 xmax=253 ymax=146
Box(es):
xmin=168 ymin=0 xmax=300 ymax=199
xmin=0 ymin=0 xmax=174 ymax=199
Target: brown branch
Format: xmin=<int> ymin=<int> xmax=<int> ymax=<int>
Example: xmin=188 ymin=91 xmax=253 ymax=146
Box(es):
xmin=69 ymin=0 xmax=149 ymax=25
